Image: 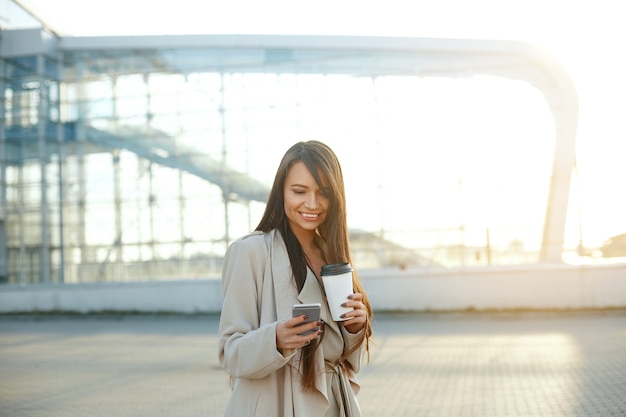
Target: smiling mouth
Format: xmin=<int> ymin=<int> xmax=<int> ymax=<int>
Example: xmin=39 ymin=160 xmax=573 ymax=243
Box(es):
xmin=300 ymin=212 xmax=319 ymax=220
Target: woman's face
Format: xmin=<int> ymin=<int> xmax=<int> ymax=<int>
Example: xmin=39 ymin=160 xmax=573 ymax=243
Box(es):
xmin=283 ymin=161 xmax=329 ymax=238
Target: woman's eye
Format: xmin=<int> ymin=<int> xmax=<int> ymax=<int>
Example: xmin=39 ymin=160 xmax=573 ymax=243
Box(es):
xmin=293 ymin=190 xmax=305 ymax=194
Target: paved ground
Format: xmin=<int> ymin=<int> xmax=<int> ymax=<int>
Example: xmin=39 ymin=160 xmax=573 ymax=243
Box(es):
xmin=1 ymin=311 xmax=625 ymax=417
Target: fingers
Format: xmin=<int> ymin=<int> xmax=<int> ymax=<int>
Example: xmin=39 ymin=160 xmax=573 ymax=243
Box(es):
xmin=340 ymin=293 xmax=368 ymax=334
xmin=277 ymin=294 xmax=368 ymax=347
xmin=339 ymin=293 xmax=365 ymax=319
xmin=276 ymin=317 xmax=323 ymax=350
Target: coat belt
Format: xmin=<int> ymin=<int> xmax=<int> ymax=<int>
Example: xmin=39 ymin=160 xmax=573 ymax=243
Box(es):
xmin=325 ymin=361 xmax=353 ymax=417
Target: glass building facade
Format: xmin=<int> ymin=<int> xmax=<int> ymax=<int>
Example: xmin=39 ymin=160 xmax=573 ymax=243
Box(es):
xmin=1 ymin=29 xmax=562 ymax=285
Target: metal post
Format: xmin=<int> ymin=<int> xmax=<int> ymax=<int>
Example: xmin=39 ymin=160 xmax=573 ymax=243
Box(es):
xmin=56 ymin=53 xmax=65 ymax=284
xmin=75 ymin=59 xmax=87 ymax=271
xmin=219 ymin=72 xmax=230 ymax=248
xmin=0 ymin=55 xmax=7 ymax=283
xmin=148 ymin=162 xmax=156 ymax=260
xmin=37 ymin=54 xmax=50 ymax=283
xmin=178 ymin=169 xmax=187 ymax=276
xmin=113 ymin=149 xmax=122 ymax=279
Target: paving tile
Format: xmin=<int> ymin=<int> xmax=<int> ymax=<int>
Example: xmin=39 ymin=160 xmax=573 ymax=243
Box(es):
xmin=0 ymin=312 xmax=625 ymax=417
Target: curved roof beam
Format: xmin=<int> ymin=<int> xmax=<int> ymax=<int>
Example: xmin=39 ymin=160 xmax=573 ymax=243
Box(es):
xmin=59 ymin=34 xmax=577 ymax=262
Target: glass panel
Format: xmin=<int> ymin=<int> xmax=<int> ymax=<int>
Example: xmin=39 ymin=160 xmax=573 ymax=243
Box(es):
xmin=1 ymin=45 xmax=559 ymax=284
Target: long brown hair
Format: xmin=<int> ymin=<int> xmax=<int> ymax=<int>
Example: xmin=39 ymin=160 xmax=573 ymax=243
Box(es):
xmin=256 ymin=140 xmax=373 ymax=391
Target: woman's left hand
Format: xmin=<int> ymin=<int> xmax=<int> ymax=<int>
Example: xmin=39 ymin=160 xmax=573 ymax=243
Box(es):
xmin=340 ymin=293 xmax=367 ymax=334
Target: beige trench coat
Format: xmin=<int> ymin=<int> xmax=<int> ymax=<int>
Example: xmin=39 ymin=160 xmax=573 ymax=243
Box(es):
xmin=218 ymin=229 xmax=365 ymax=417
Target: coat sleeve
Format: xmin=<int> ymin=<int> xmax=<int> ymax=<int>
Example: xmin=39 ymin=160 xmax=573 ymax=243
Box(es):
xmin=218 ymin=235 xmax=296 ymax=379
xmin=341 ymin=326 xmax=366 ymax=374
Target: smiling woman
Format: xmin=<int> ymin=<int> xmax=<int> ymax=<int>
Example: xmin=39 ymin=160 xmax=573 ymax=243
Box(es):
xmin=218 ymin=140 xmax=373 ymax=417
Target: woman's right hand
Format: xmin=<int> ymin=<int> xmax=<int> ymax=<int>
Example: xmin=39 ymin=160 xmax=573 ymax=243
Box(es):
xmin=276 ymin=316 xmax=323 ymax=352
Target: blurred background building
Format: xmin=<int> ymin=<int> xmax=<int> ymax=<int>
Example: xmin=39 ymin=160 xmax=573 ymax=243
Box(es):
xmin=1 ymin=0 xmax=624 ymax=291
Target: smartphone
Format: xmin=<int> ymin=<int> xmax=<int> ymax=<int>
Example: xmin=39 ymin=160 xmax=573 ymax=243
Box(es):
xmin=292 ymin=303 xmax=322 ymax=336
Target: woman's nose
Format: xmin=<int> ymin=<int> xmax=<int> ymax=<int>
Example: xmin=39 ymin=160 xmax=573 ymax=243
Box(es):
xmin=304 ymin=193 xmax=318 ymax=209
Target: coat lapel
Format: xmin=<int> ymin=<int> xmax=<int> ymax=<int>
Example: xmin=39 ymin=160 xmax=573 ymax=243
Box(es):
xmin=268 ymin=229 xmax=299 ymax=320
xmin=298 ymin=267 xmax=344 ymax=343
xmin=296 ymin=269 xmax=330 ymax=322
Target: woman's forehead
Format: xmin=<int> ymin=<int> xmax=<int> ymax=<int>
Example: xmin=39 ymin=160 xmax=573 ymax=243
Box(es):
xmin=287 ymin=161 xmax=329 ymax=187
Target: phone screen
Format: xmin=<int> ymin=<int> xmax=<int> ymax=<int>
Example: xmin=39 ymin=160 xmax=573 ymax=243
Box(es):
xmin=292 ymin=303 xmax=321 ymax=336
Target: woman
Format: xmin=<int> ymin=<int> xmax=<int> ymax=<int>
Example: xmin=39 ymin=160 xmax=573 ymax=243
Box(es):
xmin=218 ymin=140 xmax=373 ymax=417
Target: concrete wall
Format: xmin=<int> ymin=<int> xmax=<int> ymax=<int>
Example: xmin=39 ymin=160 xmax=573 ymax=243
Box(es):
xmin=1 ymin=264 xmax=625 ymax=314
xmin=363 ymin=263 xmax=626 ymax=311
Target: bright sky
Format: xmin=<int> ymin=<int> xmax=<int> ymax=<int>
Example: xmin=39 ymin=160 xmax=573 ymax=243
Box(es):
xmin=5 ymin=0 xmax=626 ymax=249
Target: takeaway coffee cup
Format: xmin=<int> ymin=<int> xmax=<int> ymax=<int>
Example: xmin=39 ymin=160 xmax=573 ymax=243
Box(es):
xmin=321 ymin=263 xmax=354 ymax=321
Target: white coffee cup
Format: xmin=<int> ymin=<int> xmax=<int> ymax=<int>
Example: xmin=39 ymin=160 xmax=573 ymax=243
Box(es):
xmin=321 ymin=263 xmax=354 ymax=321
